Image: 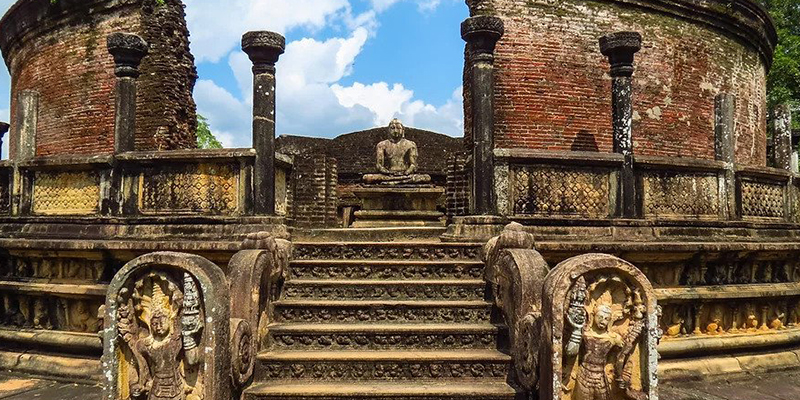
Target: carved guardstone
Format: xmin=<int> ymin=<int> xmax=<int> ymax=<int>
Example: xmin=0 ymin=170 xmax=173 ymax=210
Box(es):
xmin=353 ymin=118 xmax=444 ymax=227
xmin=540 ymin=254 xmax=660 ymax=400
xmin=102 ymin=252 xmax=231 ymax=400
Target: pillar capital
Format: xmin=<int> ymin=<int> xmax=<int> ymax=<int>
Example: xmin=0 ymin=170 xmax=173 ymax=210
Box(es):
xmin=107 ymin=33 xmax=149 ymax=78
xmin=242 ymin=31 xmax=286 ymax=74
xmin=461 ymin=16 xmax=504 ymax=58
xmin=599 ymin=31 xmax=642 ymax=77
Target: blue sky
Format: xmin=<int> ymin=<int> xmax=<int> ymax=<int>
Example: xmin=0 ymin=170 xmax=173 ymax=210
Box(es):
xmin=0 ymin=0 xmax=468 ymax=151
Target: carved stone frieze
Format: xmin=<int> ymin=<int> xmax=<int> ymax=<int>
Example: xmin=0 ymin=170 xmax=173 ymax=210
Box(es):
xmin=257 ymin=360 xmax=509 ymax=381
xmin=32 ymin=171 xmax=100 ymax=215
xmin=292 ymin=245 xmax=480 ymax=261
xmin=139 ymin=163 xmax=239 ymax=214
xmin=289 ymin=262 xmax=484 ymax=280
xmin=275 ymin=305 xmax=490 ymax=324
xmin=0 ymin=292 xmax=102 ymax=333
xmin=0 ymin=255 xmax=107 ymax=282
xmin=282 ymin=283 xmax=484 ymax=301
xmin=640 ymin=255 xmax=800 ymax=288
xmin=660 ymin=297 xmax=800 ymax=339
xmin=270 ymin=331 xmax=497 ymax=350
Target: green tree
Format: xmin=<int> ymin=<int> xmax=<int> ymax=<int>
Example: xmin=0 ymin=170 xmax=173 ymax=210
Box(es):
xmin=761 ymin=0 xmax=800 ymax=129
xmin=196 ymin=114 xmax=223 ymax=149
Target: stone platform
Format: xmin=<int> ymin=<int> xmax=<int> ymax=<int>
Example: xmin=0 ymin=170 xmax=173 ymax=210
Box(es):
xmin=352 ymin=186 xmax=445 ymax=227
xmin=5 ymin=368 xmax=800 ymax=400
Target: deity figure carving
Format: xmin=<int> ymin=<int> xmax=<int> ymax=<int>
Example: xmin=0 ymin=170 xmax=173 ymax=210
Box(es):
xmin=562 ymin=274 xmax=648 ymax=400
xmin=115 ymin=271 xmax=204 ymax=400
xmin=362 ymin=119 xmax=431 ymax=185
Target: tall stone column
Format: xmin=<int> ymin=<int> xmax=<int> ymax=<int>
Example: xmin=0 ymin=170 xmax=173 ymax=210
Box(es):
xmin=461 ymin=16 xmax=504 ymax=215
xmin=773 ymin=104 xmax=793 ymax=171
xmin=714 ymin=93 xmax=738 ymax=220
xmin=107 ymin=33 xmax=148 ymax=215
xmin=0 ymin=122 xmax=8 ymax=159
xmin=107 ymin=33 xmax=149 ymax=153
xmin=600 ymin=32 xmax=642 ymax=219
xmin=242 ymin=31 xmax=285 ymax=216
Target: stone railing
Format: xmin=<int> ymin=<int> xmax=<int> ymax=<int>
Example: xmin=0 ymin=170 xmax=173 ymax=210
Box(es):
xmin=495 ymin=148 xmax=800 ymax=224
xmin=0 ymin=150 xmax=292 ymax=218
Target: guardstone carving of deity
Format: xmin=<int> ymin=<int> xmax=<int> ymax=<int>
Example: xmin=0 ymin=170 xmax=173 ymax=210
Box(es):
xmin=540 ymin=254 xmax=660 ymax=400
xmin=102 ymin=252 xmax=232 ymax=400
xmin=363 ymin=119 xmax=432 ymax=185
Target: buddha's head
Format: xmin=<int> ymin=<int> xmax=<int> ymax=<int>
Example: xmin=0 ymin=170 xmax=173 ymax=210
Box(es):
xmin=388 ymin=118 xmax=405 ymax=142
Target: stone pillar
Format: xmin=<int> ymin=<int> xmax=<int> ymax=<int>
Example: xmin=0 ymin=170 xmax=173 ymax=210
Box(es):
xmin=714 ymin=94 xmax=737 ymax=220
xmin=461 ymin=16 xmax=504 ymax=215
xmin=107 ymin=33 xmax=149 ymax=153
xmin=0 ymin=122 xmax=8 ymax=159
xmin=107 ymin=33 xmax=148 ymax=215
xmin=600 ymin=32 xmax=642 ymax=219
xmin=242 ymin=31 xmax=285 ymax=216
xmin=773 ymin=104 xmax=793 ymax=171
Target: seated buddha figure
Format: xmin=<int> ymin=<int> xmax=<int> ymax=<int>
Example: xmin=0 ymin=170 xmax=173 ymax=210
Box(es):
xmin=363 ymin=119 xmax=432 ymax=185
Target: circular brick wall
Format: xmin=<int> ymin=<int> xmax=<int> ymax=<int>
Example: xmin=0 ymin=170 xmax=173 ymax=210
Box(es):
xmin=0 ymin=0 xmax=197 ymax=158
xmin=466 ymin=0 xmax=777 ymax=166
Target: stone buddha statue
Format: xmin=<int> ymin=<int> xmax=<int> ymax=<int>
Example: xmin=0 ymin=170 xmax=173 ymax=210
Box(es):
xmin=363 ymin=119 xmax=432 ymax=185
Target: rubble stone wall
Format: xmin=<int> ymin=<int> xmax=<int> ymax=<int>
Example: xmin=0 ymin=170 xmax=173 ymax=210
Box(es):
xmin=466 ymin=0 xmax=775 ymax=166
xmin=0 ymin=0 xmax=197 ymax=158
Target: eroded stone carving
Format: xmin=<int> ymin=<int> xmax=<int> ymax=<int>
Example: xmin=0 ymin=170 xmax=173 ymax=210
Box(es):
xmin=363 ymin=119 xmax=431 ymax=185
xmin=541 ymin=254 xmax=659 ymax=400
xmin=483 ymin=222 xmax=548 ymax=390
xmin=102 ymin=252 xmax=231 ymax=400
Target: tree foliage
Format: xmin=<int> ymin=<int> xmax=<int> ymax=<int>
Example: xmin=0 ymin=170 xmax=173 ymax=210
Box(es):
xmin=196 ymin=114 xmax=223 ymax=149
xmin=761 ymin=0 xmax=800 ymax=128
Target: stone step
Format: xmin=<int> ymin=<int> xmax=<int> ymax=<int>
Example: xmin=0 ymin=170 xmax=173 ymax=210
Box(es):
xmin=268 ymin=323 xmax=500 ymax=350
xmin=244 ymin=381 xmax=518 ymax=400
xmin=289 ymin=259 xmax=485 ymax=280
xmin=273 ymin=300 xmax=493 ymax=324
xmin=254 ymin=350 xmax=511 ymax=383
xmin=292 ymin=242 xmax=482 ymax=262
xmin=282 ymin=279 xmax=486 ymax=301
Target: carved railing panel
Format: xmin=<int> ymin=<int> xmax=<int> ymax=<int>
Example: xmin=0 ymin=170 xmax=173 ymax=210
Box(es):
xmin=642 ymin=171 xmax=719 ymax=219
xmin=139 ymin=162 xmax=240 ymax=214
xmin=32 ymin=170 xmax=100 ymax=215
xmin=740 ymin=179 xmax=785 ymax=220
xmin=0 ymin=168 xmax=10 ymax=215
xmin=511 ymin=165 xmax=612 ymax=218
xmin=791 ymin=182 xmax=800 ymax=223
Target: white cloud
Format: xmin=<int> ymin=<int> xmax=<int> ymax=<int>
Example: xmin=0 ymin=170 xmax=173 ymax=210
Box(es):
xmin=184 ymin=0 xmax=351 ymax=63
xmin=369 ymin=0 xmax=443 ymax=13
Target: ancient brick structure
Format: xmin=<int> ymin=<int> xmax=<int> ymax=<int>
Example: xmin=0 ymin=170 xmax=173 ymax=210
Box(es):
xmin=464 ymin=0 xmax=775 ymax=166
xmin=0 ymin=0 xmax=799 ymax=398
xmin=0 ymin=0 xmax=197 ymax=158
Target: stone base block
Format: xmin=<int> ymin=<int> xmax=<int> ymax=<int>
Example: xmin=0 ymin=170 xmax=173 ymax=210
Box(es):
xmin=352 ymin=210 xmax=445 ymax=228
xmin=440 ymin=215 xmax=508 ymax=242
xmin=352 ymin=186 xmax=445 ymax=228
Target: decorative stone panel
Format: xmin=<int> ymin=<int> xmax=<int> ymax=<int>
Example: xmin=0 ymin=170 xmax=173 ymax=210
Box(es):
xmin=32 ymin=171 xmax=100 ymax=215
xmin=791 ymin=182 xmax=800 ymax=223
xmin=511 ymin=165 xmax=610 ymax=218
xmin=139 ymin=163 xmax=239 ymax=214
xmin=741 ymin=180 xmax=785 ymax=219
xmin=642 ymin=171 xmax=719 ymax=219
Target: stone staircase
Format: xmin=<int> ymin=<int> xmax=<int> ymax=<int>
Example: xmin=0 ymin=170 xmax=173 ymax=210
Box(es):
xmin=244 ymin=241 xmax=518 ymax=400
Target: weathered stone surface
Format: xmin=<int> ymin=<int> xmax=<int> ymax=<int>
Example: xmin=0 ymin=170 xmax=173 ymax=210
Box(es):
xmin=540 ymin=254 xmax=659 ymax=400
xmin=101 ymin=252 xmax=231 ymax=400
